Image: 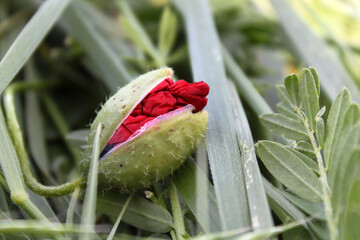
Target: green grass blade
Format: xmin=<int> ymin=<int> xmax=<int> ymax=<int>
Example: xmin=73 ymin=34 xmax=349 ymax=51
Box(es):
xmin=97 ymin=192 xmax=173 ymax=233
xmin=223 ymin=47 xmax=273 ymax=115
xmin=0 ymin=108 xmax=26 ymax=202
xmin=173 ymin=158 xmax=222 ymax=233
xmin=62 ymin=1 xmax=131 ymax=90
xmin=80 ymin=122 xmax=102 ymax=240
xmin=0 ymin=0 xmax=71 ymax=95
xmin=270 ymin=0 xmax=360 ymax=103
xmin=228 ymin=82 xmax=273 ymax=230
xmin=116 ymin=0 xmax=165 ymax=66
xmin=175 ymin=0 xmax=251 ymax=230
xmin=106 ymin=193 xmax=133 ymax=240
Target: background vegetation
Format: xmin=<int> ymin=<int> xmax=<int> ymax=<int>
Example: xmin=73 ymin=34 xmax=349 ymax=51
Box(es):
xmin=0 ymin=0 xmax=359 ymax=239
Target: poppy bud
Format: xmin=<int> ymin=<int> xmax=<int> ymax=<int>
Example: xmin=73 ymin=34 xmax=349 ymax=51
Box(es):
xmin=83 ymin=68 xmax=209 ymax=191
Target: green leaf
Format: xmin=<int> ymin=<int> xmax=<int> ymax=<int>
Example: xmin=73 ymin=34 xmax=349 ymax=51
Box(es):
xmin=293 ymin=141 xmax=315 ymax=159
xmin=173 ymin=158 xmax=222 ymax=233
xmin=97 ymin=192 xmax=173 ymax=233
xmin=263 ymin=178 xmax=326 ymax=239
xmin=324 ymin=88 xmax=351 ymax=166
xmin=158 ymin=7 xmax=178 ymax=59
xmin=316 ymin=106 xmax=326 ymax=119
xmin=174 ymin=0 xmax=251 ymax=230
xmin=277 ymin=102 xmax=298 ymax=120
xmin=300 ymin=69 xmax=319 ymax=130
xmin=285 ymin=74 xmax=300 ymax=107
xmin=330 ymin=122 xmax=360 ymax=212
xmin=309 ymin=67 xmax=320 ymax=96
xmin=260 ymin=113 xmax=307 ymax=141
xmin=315 ymin=118 xmax=325 ymax=148
xmin=0 ymin=0 xmax=71 ymax=95
xmin=256 ymin=141 xmax=322 ymax=202
xmin=339 ymin=150 xmax=360 ymax=240
xmin=280 ymin=191 xmax=326 ymax=220
xmin=286 ymin=147 xmax=318 ymax=172
xmin=276 ymin=85 xmax=294 ymax=108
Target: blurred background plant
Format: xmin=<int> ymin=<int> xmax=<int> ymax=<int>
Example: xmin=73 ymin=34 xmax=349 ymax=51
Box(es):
xmin=0 ymin=0 xmax=359 ymax=239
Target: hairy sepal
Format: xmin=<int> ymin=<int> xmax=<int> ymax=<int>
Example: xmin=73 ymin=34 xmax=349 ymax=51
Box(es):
xmin=98 ymin=109 xmax=208 ymax=191
xmin=83 ymin=68 xmax=173 ymax=170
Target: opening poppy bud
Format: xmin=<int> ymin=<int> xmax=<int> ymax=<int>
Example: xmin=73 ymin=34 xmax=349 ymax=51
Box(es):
xmin=84 ymin=68 xmax=209 ymax=191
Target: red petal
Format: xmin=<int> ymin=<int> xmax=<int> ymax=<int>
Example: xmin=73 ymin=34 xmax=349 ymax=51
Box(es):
xmin=106 ymin=78 xmax=209 ymax=149
xmin=143 ymin=91 xmax=177 ymax=117
xmin=169 ymin=80 xmax=209 ymax=111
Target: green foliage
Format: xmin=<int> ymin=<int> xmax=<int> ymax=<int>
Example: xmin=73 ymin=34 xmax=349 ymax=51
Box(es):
xmin=257 ymin=68 xmax=360 ymax=240
xmin=0 ymin=0 xmax=359 ymax=239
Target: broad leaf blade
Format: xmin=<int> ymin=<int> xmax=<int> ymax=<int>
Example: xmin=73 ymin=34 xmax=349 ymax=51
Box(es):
xmin=256 ymin=141 xmax=322 ymax=202
xmin=260 ymin=113 xmax=307 ymax=141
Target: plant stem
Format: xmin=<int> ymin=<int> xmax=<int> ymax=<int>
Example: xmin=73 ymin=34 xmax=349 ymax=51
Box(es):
xmin=169 ymin=179 xmax=186 ymax=240
xmin=299 ymin=111 xmax=338 ymax=240
xmin=3 ymin=81 xmax=85 ymax=196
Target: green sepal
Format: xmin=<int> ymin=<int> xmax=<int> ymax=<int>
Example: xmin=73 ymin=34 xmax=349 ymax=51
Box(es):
xmin=98 ymin=110 xmax=208 ymax=191
xmin=83 ymin=68 xmax=173 ymax=170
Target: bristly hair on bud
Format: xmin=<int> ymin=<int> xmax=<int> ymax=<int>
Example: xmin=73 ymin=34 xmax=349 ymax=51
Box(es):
xmin=83 ymin=68 xmax=209 ymax=191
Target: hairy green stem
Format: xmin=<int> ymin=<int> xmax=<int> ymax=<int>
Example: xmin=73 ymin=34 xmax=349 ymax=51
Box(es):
xmin=298 ymin=110 xmax=338 ymax=240
xmin=3 ymin=81 xmax=85 ymax=196
xmin=169 ymin=179 xmax=186 ymax=240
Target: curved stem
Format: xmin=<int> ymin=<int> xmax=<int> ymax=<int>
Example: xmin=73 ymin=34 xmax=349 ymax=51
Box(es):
xmin=297 ymin=110 xmax=338 ymax=240
xmin=3 ymin=81 xmax=85 ymax=196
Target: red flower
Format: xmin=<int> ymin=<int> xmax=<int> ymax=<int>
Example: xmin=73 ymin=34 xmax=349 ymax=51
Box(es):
xmin=107 ymin=78 xmax=209 ymax=147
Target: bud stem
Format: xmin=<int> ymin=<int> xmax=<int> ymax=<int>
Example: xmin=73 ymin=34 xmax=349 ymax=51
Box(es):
xmin=4 ymin=81 xmax=85 ymax=196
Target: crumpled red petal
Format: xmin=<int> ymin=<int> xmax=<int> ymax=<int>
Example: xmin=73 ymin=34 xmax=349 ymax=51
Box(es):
xmin=107 ymin=78 xmax=209 ymax=146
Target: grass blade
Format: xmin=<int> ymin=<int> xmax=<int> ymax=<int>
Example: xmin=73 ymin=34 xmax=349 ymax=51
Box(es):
xmin=80 ymin=122 xmax=102 ymax=240
xmin=228 ymin=81 xmax=273 ymax=230
xmin=174 ymin=0 xmax=251 ymax=230
xmin=173 ymin=158 xmax=222 ymax=233
xmin=223 ymin=47 xmax=273 ymax=115
xmin=270 ymin=0 xmax=360 ymax=103
xmin=97 ymin=192 xmax=173 ymax=233
xmin=62 ymin=1 xmax=131 ymax=90
xmin=0 ymin=0 xmax=71 ymax=95
xmin=107 ymin=193 xmax=133 ymax=240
